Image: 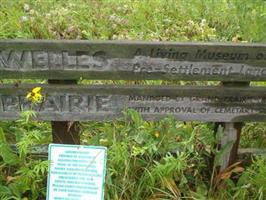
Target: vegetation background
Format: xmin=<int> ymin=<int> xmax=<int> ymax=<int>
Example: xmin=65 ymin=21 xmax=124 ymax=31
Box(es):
xmin=0 ymin=0 xmax=266 ymax=199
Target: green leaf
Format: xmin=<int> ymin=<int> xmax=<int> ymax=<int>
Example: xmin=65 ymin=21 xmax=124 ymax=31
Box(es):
xmin=0 ymin=128 xmax=19 ymax=165
xmin=214 ymin=141 xmax=234 ymax=167
xmin=8 ymin=183 xmax=22 ymax=198
xmin=0 ymin=185 xmax=12 ymax=197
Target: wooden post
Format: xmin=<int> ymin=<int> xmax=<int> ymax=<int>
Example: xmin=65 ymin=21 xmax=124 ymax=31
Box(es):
xmin=220 ymin=122 xmax=242 ymax=170
xmin=48 ymin=80 xmax=80 ymax=144
xmin=218 ymin=82 xmax=249 ymax=170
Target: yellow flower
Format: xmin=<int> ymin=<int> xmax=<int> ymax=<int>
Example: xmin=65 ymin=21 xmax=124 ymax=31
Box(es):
xmin=26 ymin=87 xmax=43 ymax=104
xmin=154 ymin=131 xmax=160 ymax=138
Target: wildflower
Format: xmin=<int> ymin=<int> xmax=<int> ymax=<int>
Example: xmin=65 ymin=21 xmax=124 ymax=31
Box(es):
xmin=200 ymin=19 xmax=206 ymax=27
xmin=154 ymin=131 xmax=160 ymax=138
xmin=109 ymin=14 xmax=117 ymax=21
xmin=26 ymin=87 xmax=43 ymax=104
xmin=29 ymin=9 xmax=36 ymax=15
xmin=23 ymin=4 xmax=30 ymax=12
xmin=112 ymin=24 xmax=118 ymax=29
xmin=20 ymin=16 xmax=29 ymax=22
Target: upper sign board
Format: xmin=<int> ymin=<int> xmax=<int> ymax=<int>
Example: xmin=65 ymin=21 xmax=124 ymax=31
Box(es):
xmin=0 ymin=40 xmax=265 ymax=81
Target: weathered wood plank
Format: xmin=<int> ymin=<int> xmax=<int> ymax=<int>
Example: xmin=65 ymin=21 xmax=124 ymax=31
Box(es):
xmin=220 ymin=123 xmax=241 ymax=170
xmin=1 ymin=84 xmax=266 ymax=122
xmin=238 ymin=148 xmax=266 ymax=155
xmin=1 ymin=84 xmax=266 ymax=97
xmin=0 ymin=40 xmax=265 ymax=81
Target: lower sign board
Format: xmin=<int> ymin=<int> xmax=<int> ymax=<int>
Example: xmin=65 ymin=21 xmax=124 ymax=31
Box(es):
xmin=46 ymin=144 xmax=107 ymax=200
xmin=1 ymin=84 xmax=266 ymax=122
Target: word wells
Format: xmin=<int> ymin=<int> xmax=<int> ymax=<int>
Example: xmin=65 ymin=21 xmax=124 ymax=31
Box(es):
xmin=0 ymin=50 xmax=106 ymax=70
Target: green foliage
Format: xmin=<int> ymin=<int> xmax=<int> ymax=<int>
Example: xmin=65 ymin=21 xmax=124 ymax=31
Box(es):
xmin=0 ymin=111 xmax=50 ymax=200
xmin=241 ymin=122 xmax=266 ymax=148
xmin=82 ymin=110 xmax=215 ymax=199
xmin=0 ymin=0 xmax=265 ymax=42
xmin=213 ymin=156 xmax=266 ymax=200
xmin=234 ymin=157 xmax=266 ymax=199
xmin=1 ymin=107 xmax=266 ymax=199
xmin=0 ymin=128 xmax=19 ymax=166
xmin=81 ymin=110 xmax=266 ymax=200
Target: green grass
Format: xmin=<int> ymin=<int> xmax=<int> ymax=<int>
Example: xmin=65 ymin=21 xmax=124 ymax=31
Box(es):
xmin=0 ymin=0 xmax=265 ymax=41
xmin=0 ymin=0 xmax=266 ymax=199
xmin=1 ymin=110 xmax=266 ymax=199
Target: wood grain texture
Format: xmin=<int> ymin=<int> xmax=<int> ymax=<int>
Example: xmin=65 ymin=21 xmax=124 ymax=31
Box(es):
xmin=1 ymin=84 xmax=266 ymax=122
xmin=0 ymin=40 xmax=265 ymax=81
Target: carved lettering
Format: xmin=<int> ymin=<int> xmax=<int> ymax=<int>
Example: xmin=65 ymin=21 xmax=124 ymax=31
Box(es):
xmin=0 ymin=92 xmax=265 ymax=121
xmin=150 ymin=48 xmax=188 ymax=60
xmin=96 ymin=96 xmax=111 ymax=112
xmin=214 ymin=107 xmax=256 ymax=113
xmin=0 ymin=50 xmax=107 ymax=70
xmin=62 ymin=51 xmax=77 ymax=69
xmin=256 ymin=53 xmax=266 ymax=60
xmin=92 ymin=51 xmax=107 ymax=69
xmin=48 ymin=52 xmax=63 ymax=69
xmin=41 ymin=96 xmax=60 ymax=112
xmin=33 ymin=51 xmax=48 ymax=68
xmin=0 ymin=48 xmax=266 ymax=80
xmin=77 ymin=51 xmax=90 ymax=67
xmin=19 ymin=96 xmax=31 ymax=111
xmin=2 ymin=95 xmax=20 ymax=111
xmin=195 ymin=49 xmax=249 ymax=61
xmin=129 ymin=96 xmax=170 ymax=101
xmin=153 ymin=106 xmax=197 ymax=113
xmin=69 ymin=95 xmax=87 ymax=112
xmin=0 ymin=50 xmax=32 ymax=69
xmin=129 ymin=61 xmax=266 ymax=78
xmin=131 ymin=106 xmax=150 ymax=112
xmin=200 ymin=107 xmax=210 ymax=113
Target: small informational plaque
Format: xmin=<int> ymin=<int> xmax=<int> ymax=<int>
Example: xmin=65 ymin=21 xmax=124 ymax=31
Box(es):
xmin=46 ymin=144 xmax=107 ymax=200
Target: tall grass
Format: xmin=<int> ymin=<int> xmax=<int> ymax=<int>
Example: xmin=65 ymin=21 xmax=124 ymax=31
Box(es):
xmin=0 ymin=0 xmax=265 ymax=42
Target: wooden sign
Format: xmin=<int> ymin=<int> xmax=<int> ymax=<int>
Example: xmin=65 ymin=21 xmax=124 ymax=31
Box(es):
xmin=1 ymin=39 xmax=265 ymax=171
xmin=46 ymin=144 xmax=107 ymax=200
xmin=1 ymin=84 xmax=266 ymax=122
xmin=0 ymin=40 xmax=265 ymax=81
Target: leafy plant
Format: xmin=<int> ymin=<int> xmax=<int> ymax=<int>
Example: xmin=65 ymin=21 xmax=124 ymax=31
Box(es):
xmin=0 ymin=111 xmax=50 ymax=200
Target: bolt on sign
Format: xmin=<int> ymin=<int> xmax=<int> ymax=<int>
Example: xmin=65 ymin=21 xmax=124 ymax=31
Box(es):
xmin=46 ymin=144 xmax=107 ymax=200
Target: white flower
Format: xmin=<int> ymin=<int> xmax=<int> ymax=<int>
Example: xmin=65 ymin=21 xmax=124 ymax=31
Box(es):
xmin=21 ymin=16 xmax=29 ymax=22
xmin=112 ymin=24 xmax=117 ymax=29
xmin=29 ymin=9 xmax=35 ymax=15
xmin=200 ymin=19 xmax=207 ymax=27
xmin=23 ymin=4 xmax=30 ymax=12
xmin=109 ymin=14 xmax=117 ymax=21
